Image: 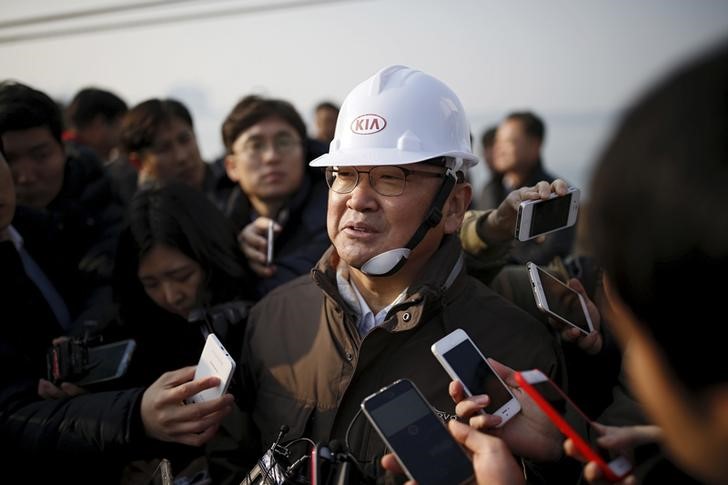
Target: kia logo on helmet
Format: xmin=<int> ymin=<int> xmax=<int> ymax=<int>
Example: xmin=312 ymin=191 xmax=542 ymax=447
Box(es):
xmin=350 ymin=114 xmax=387 ymax=135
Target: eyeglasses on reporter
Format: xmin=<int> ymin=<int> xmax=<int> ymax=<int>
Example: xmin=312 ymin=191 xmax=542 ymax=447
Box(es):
xmin=236 ymin=134 xmax=302 ymax=159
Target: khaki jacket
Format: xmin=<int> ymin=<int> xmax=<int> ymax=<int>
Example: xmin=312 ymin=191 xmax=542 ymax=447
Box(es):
xmin=239 ymin=235 xmax=563 ymax=462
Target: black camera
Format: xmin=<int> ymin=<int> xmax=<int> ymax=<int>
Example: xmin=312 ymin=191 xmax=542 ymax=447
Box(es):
xmin=46 ymin=338 xmax=90 ymax=384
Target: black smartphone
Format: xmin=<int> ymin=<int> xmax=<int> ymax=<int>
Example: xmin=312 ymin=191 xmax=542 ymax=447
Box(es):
xmin=361 ymin=379 xmax=473 ymax=485
xmin=515 ymin=187 xmax=580 ymax=241
xmin=74 ymin=339 xmax=136 ymax=386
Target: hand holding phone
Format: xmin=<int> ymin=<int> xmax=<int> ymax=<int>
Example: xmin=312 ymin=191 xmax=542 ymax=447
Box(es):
xmin=187 ymin=334 xmax=236 ymax=404
xmin=515 ymin=187 xmax=580 ymax=241
xmin=515 ymin=369 xmax=632 ymax=482
xmin=431 ymin=328 xmax=520 ymax=426
xmin=361 ymin=379 xmax=473 ymax=485
xmin=527 ymin=262 xmax=595 ymax=336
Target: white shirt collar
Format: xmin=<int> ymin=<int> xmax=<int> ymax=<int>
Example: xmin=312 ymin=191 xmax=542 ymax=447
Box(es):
xmin=336 ymin=265 xmax=407 ymax=337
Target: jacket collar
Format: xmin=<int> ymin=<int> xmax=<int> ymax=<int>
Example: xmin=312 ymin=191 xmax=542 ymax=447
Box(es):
xmin=311 ymin=234 xmax=467 ymax=332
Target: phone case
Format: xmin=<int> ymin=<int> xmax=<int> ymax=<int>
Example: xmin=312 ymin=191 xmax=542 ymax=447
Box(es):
xmin=188 ymin=334 xmax=236 ymax=404
xmin=514 ymin=369 xmax=631 ymax=481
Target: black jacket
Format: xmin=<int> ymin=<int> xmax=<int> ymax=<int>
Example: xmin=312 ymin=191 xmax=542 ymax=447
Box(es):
xmin=12 ymin=150 xmax=125 ymax=333
xmin=0 ymin=240 xmax=153 ymax=483
xmin=225 ymin=169 xmax=329 ymax=298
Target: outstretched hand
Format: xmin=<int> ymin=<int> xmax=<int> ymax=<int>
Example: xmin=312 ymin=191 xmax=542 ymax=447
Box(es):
xmin=481 ymin=179 xmax=570 ymax=245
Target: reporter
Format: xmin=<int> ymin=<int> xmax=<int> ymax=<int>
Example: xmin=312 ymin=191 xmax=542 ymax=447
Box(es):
xmin=585 ymin=42 xmax=728 ymax=483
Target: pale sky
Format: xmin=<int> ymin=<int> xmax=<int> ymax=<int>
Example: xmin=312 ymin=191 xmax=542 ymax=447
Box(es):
xmin=2 ymin=0 xmax=728 ymax=196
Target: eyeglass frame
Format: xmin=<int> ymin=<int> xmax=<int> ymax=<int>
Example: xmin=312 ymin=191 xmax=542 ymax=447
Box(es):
xmin=233 ymin=133 xmax=303 ymax=160
xmin=324 ymin=164 xmax=448 ymax=197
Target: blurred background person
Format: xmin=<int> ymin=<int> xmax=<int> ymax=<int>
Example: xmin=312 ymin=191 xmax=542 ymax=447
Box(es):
xmin=222 ymin=95 xmax=329 ymax=297
xmin=0 ymin=80 xmax=124 ymax=332
xmin=65 ymin=86 xmax=128 ymax=163
xmin=120 ymin=98 xmax=233 ymax=209
xmin=64 ymin=86 xmax=138 ymax=205
xmin=312 ymin=100 xmax=339 ymax=145
xmin=481 ymin=111 xmax=576 ymax=266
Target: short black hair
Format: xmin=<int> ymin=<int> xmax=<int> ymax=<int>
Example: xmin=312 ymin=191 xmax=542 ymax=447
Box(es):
xmin=315 ymin=101 xmax=339 ymax=113
xmin=114 ymin=182 xmax=255 ymax=318
xmin=0 ymin=81 xmax=63 ymax=154
xmin=504 ymin=111 xmax=545 ymax=142
xmin=588 ymin=42 xmax=728 ymax=392
xmin=67 ymin=87 xmax=128 ymax=129
xmin=480 ymin=126 xmax=497 ymax=149
xmin=222 ymin=95 xmax=307 ymax=153
xmin=121 ymin=98 xmax=193 ymax=154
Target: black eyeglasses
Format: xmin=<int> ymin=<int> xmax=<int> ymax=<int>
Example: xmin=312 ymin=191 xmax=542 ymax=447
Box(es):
xmin=324 ymin=165 xmax=445 ymax=196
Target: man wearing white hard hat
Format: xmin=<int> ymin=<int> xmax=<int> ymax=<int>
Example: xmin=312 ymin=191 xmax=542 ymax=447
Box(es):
xmin=225 ymin=66 xmax=564 ymax=481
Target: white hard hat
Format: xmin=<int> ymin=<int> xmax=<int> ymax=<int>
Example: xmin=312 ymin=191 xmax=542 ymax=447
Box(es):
xmin=310 ymin=65 xmax=478 ymax=171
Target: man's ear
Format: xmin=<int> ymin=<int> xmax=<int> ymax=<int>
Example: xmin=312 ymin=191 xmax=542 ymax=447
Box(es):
xmin=443 ymin=181 xmax=471 ymax=234
xmin=224 ymin=154 xmax=239 ymax=182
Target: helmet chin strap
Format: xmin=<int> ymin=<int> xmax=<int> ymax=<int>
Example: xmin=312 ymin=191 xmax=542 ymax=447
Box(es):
xmin=360 ymin=169 xmax=457 ymax=277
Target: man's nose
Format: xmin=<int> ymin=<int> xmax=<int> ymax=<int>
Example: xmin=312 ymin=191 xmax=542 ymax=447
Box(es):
xmin=345 ymin=174 xmax=378 ymax=211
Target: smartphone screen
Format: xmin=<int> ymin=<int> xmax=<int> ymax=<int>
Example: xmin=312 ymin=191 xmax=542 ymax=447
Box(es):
xmin=534 ymin=266 xmax=592 ymax=333
xmin=531 ymin=192 xmax=573 ymax=235
xmin=75 ymin=339 xmax=136 ymax=386
xmin=362 ymin=379 xmax=472 ymax=485
xmin=441 ymin=341 xmax=514 ymax=414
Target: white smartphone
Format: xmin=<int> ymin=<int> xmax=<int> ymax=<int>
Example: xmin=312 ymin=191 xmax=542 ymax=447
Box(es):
xmin=515 ymin=369 xmax=632 ymax=482
xmin=361 ymin=379 xmax=473 ymax=485
xmin=266 ymin=219 xmax=274 ymax=265
xmin=527 ymin=262 xmax=594 ymax=335
xmin=74 ymin=339 xmax=136 ymax=386
xmin=187 ymin=333 xmax=236 ymax=404
xmin=431 ymin=328 xmax=521 ymax=426
xmin=515 ymin=187 xmax=580 ymax=241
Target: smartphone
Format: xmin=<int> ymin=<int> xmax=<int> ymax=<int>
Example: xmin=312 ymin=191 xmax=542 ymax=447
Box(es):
xmin=266 ymin=219 xmax=274 ymax=265
xmin=515 ymin=187 xmax=580 ymax=241
xmin=515 ymin=369 xmax=632 ymax=482
xmin=74 ymin=339 xmax=136 ymax=386
xmin=361 ymin=379 xmax=472 ymax=485
xmin=527 ymin=262 xmax=594 ymax=335
xmin=187 ymin=333 xmax=236 ymax=404
xmin=431 ymin=328 xmax=520 ymax=426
